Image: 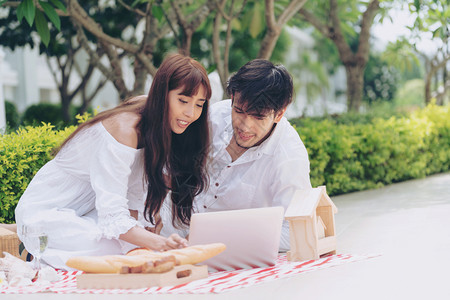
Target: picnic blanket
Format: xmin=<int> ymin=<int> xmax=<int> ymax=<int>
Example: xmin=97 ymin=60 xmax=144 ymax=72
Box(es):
xmin=1 ymin=253 xmax=379 ymax=294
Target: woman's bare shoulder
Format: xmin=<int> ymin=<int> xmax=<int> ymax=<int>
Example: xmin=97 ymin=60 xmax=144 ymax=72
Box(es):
xmin=102 ymin=112 xmax=141 ymax=149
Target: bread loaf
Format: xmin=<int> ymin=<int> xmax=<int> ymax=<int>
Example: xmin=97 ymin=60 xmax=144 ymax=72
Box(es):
xmin=119 ymin=255 xmax=176 ymax=274
xmin=166 ymin=243 xmax=226 ymax=265
xmin=127 ymin=243 xmax=226 ymax=265
xmin=66 ymin=243 xmax=226 ymax=273
xmin=66 ymin=254 xmax=175 ymax=274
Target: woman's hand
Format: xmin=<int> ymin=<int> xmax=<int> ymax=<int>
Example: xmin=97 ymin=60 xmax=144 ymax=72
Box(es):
xmin=164 ymin=233 xmax=188 ymax=250
xmin=120 ymin=226 xmax=187 ymax=252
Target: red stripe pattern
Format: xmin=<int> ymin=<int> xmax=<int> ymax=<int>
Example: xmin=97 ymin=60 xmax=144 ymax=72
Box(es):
xmin=0 ymin=254 xmax=378 ymax=294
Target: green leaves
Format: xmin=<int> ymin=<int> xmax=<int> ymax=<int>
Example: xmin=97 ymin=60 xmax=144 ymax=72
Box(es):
xmin=35 ymin=9 xmax=50 ymax=46
xmin=131 ymin=0 xmax=149 ymax=8
xmin=152 ymin=5 xmax=164 ymax=22
xmin=295 ymin=104 xmax=450 ymax=195
xmin=17 ymin=0 xmax=35 ymax=27
xmin=249 ymin=2 xmax=263 ymax=39
xmin=0 ymin=123 xmax=76 ymax=223
xmin=40 ymin=1 xmax=60 ymax=30
xmin=240 ymin=1 xmax=264 ymax=39
xmin=15 ymin=0 xmax=66 ymax=46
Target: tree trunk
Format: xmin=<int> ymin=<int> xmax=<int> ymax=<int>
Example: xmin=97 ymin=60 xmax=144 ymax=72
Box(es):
xmin=257 ymin=28 xmax=280 ymax=60
xmin=180 ymin=30 xmax=192 ymax=57
xmin=344 ymin=64 xmax=364 ymax=111
xmin=424 ymin=57 xmax=449 ymax=104
xmin=212 ymin=0 xmax=228 ymax=93
xmin=133 ymin=56 xmax=148 ymax=95
xmin=440 ymin=66 xmax=448 ymax=105
xmin=258 ymin=0 xmax=307 ymax=60
xmin=59 ymin=69 xmax=71 ymax=123
xmin=425 ymin=71 xmax=433 ymax=104
xmin=298 ymin=0 xmax=379 ymax=112
xmin=60 ymin=88 xmax=71 ymax=124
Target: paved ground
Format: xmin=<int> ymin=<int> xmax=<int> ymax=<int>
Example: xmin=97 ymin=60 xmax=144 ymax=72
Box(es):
xmin=7 ymin=172 xmax=450 ymax=300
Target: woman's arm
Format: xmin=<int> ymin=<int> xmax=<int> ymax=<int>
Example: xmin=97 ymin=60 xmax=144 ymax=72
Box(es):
xmin=119 ymin=226 xmax=188 ymax=251
xmin=102 ymin=114 xmax=187 ymax=251
xmin=130 ymin=210 xmax=138 ymax=220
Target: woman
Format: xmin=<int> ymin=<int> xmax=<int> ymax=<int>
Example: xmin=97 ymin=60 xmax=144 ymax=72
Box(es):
xmin=14 ymin=54 xmax=211 ymax=270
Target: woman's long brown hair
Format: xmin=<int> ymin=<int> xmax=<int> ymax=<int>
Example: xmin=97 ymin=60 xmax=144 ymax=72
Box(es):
xmin=139 ymin=54 xmax=211 ymax=228
xmin=57 ymin=53 xmax=211 ymax=228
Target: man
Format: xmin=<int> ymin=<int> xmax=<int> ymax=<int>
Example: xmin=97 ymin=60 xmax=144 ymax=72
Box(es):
xmin=161 ymin=59 xmax=311 ymax=251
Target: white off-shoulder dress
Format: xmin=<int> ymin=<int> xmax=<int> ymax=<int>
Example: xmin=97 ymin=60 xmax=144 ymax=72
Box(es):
xmin=15 ymin=122 xmax=147 ymax=270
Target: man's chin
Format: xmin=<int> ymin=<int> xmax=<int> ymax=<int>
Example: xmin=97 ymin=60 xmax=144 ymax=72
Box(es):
xmin=235 ymin=138 xmax=254 ymax=149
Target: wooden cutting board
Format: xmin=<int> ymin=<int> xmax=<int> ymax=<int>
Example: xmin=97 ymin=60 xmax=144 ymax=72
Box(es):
xmin=76 ymin=264 xmax=208 ymax=289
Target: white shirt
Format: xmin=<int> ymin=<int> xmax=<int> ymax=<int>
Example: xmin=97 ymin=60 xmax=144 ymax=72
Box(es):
xmin=161 ymin=100 xmax=312 ymax=251
xmin=15 ymin=122 xmax=146 ymax=269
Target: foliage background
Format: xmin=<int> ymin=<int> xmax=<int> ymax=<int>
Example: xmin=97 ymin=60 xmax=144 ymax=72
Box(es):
xmin=295 ymin=103 xmax=450 ymax=195
xmin=0 ymin=123 xmax=75 ymax=223
xmin=1 ymin=104 xmax=449 ymax=223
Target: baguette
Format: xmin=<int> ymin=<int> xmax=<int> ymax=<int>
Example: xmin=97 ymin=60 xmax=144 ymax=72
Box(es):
xmin=120 ymin=255 xmax=176 ymax=274
xmin=66 ymin=243 xmax=226 ymax=273
xmin=127 ymin=243 xmax=226 ymax=265
xmin=66 ymin=254 xmax=175 ymax=274
xmin=166 ymin=243 xmax=226 ymax=265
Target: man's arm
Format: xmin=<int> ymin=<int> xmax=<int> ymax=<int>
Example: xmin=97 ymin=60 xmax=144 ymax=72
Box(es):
xmin=270 ymin=157 xmax=312 ymax=251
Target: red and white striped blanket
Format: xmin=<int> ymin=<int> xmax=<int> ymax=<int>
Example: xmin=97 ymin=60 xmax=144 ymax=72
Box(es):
xmin=1 ymin=254 xmax=378 ymax=294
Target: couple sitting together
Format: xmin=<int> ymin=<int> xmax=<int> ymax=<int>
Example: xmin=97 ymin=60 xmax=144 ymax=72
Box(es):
xmin=13 ymin=54 xmax=311 ymax=270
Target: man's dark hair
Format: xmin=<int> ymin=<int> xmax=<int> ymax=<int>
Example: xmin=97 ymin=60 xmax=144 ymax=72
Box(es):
xmin=226 ymin=59 xmax=293 ymax=114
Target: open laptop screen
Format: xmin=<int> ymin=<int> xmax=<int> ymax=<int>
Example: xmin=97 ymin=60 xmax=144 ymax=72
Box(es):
xmin=188 ymin=206 xmax=284 ymax=272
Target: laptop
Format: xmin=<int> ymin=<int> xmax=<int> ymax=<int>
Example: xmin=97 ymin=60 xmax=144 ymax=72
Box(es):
xmin=188 ymin=206 xmax=284 ymax=272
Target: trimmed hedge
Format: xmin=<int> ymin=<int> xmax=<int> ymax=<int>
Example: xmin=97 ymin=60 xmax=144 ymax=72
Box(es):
xmin=5 ymin=100 xmax=20 ymax=130
xmin=0 ymin=124 xmax=76 ymax=223
xmin=22 ymin=103 xmax=66 ymax=127
xmin=0 ymin=104 xmax=449 ymax=223
xmin=296 ymin=103 xmax=450 ymax=195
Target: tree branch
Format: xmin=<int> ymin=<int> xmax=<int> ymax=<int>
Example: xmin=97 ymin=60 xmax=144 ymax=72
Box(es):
xmin=258 ymin=0 xmax=307 ymax=59
xmin=329 ymin=0 xmax=353 ymax=63
xmin=278 ymin=0 xmax=307 ymax=25
xmin=69 ymin=62 xmax=94 ymax=99
xmin=298 ymin=8 xmax=330 ymax=37
xmin=214 ymin=0 xmax=231 ymax=21
xmin=3 ymin=1 xmax=69 ymax=16
xmin=45 ymin=56 xmax=61 ymax=87
xmin=117 ymin=0 xmax=146 ymax=17
xmin=357 ymin=0 xmax=380 ymax=60
xmin=190 ymin=0 xmax=216 ymax=30
xmin=264 ymin=0 xmax=277 ymax=29
xmin=74 ymin=21 xmax=115 ymax=82
xmin=212 ymin=0 xmax=227 ymax=91
xmin=170 ymin=0 xmax=188 ymax=30
xmin=66 ymin=0 xmax=139 ymax=54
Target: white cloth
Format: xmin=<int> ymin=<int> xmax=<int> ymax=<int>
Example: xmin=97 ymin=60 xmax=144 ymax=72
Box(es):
xmin=161 ymin=100 xmax=312 ymax=251
xmin=15 ymin=122 xmax=146 ymax=270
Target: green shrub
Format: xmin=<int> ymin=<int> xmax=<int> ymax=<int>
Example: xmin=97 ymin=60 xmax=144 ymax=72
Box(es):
xmin=290 ymin=101 xmax=408 ymax=127
xmin=0 ymin=105 xmax=449 ymax=222
xmin=4 ymin=100 xmax=20 ymax=130
xmin=20 ymin=103 xmax=94 ymax=129
xmin=22 ymin=103 xmax=65 ymax=128
xmin=0 ymin=123 xmax=76 ymax=223
xmin=394 ymin=79 xmax=425 ymax=108
xmin=296 ymin=103 xmax=450 ymax=195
